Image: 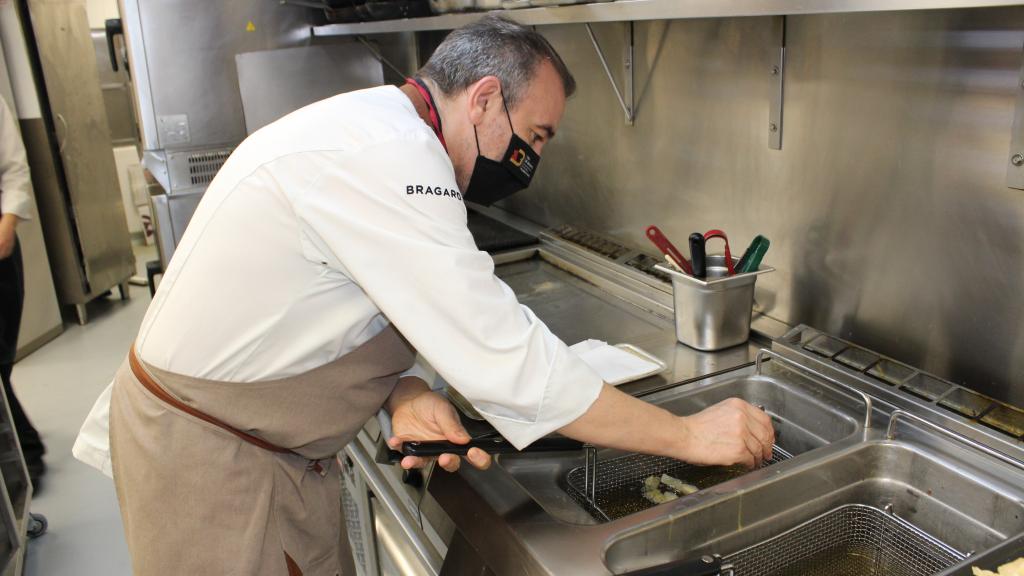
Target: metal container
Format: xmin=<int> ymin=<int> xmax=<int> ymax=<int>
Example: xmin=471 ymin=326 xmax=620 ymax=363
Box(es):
xmin=655 ymin=255 xmax=774 ymax=351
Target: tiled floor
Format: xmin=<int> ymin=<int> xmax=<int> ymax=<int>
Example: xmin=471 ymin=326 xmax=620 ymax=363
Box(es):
xmin=14 ymin=245 xmax=156 ymax=575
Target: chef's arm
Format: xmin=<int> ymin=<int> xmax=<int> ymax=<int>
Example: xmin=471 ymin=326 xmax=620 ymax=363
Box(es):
xmin=559 ymin=384 xmax=775 ymax=469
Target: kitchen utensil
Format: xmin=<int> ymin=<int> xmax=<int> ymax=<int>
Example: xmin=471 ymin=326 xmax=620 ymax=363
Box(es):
xmin=663 ymin=255 xmax=685 ymax=273
xmin=703 ymin=229 xmax=735 ymax=275
xmin=645 ymin=225 xmax=692 ymax=274
xmin=402 ymin=436 xmax=583 ymax=457
xmin=565 ymin=445 xmax=793 ymax=522
xmin=720 ymin=504 xmax=964 ymax=576
xmin=655 ymin=256 xmax=775 ymax=351
xmin=689 ymin=233 xmax=706 ymax=279
xmin=736 ymin=235 xmax=770 ymax=274
xmin=378 ymin=408 xmax=500 ymax=464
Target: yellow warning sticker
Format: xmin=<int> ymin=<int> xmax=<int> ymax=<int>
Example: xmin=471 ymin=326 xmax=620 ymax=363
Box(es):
xmin=245 ymin=21 xmax=256 ymax=32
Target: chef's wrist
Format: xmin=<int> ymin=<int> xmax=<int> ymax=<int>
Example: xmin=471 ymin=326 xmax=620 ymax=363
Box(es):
xmin=670 ymin=415 xmax=695 ymax=462
xmin=385 ymin=376 xmax=431 ymax=415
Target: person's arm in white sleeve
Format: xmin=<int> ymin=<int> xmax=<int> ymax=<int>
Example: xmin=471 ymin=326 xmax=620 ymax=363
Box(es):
xmin=0 ymin=97 xmax=33 ymax=221
xmin=293 ymin=140 xmax=602 ymax=449
xmin=0 ymin=97 xmax=33 ymax=261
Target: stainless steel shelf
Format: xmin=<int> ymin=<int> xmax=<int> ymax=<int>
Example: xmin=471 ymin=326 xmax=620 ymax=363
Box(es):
xmin=312 ymin=0 xmax=1022 ymax=36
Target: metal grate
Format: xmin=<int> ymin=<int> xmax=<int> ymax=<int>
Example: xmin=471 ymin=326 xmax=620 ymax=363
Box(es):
xmin=564 ymin=446 xmax=792 ymax=522
xmin=186 ymin=151 xmax=230 ymax=186
xmin=340 ymin=473 xmax=368 ymax=575
xmin=723 ymin=504 xmax=965 ymax=576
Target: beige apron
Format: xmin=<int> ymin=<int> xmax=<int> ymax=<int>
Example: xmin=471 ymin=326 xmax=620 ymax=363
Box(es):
xmin=110 ymin=326 xmax=415 ymax=576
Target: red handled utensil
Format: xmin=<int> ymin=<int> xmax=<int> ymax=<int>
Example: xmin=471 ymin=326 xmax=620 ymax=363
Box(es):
xmin=703 ymin=229 xmax=735 ymax=275
xmin=645 ymin=225 xmax=693 ymax=275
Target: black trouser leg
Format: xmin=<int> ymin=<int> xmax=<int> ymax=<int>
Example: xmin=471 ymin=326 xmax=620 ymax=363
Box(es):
xmin=0 ymin=364 xmax=44 ymax=463
xmin=0 ymin=240 xmax=45 ymax=467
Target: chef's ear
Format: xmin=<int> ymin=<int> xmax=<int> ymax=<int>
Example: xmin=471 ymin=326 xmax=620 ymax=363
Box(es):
xmin=466 ymin=75 xmax=502 ymax=126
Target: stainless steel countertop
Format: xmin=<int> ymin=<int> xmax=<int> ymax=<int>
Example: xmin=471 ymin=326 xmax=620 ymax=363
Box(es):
xmin=492 ymin=250 xmax=769 ymax=398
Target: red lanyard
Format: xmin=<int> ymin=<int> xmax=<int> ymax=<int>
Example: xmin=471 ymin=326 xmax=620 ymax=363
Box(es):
xmin=405 ymin=78 xmax=447 ymax=151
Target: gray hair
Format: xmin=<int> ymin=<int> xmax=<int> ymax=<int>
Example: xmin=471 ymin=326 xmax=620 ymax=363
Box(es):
xmin=419 ymin=14 xmax=576 ymax=109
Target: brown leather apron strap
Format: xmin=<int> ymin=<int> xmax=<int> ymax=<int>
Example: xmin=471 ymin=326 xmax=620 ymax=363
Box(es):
xmin=285 ymin=552 xmax=303 ymax=576
xmin=128 ymin=345 xmax=299 ymax=457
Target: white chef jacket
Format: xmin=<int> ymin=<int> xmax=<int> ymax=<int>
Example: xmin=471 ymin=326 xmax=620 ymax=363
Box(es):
xmin=0 ymin=97 xmax=33 ymax=220
xmin=74 ymin=85 xmax=602 ymax=474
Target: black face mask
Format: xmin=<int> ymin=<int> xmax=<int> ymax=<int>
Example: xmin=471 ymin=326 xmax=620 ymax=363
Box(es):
xmin=464 ymin=97 xmax=540 ymax=206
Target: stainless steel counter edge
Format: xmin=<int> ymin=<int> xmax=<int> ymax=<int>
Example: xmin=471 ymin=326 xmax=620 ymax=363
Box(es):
xmin=345 ymin=437 xmax=444 ymax=575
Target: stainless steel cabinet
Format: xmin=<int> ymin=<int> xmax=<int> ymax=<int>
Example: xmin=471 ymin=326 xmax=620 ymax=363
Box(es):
xmin=116 ymin=0 xmax=314 ymax=266
xmin=24 ymin=0 xmax=135 ymax=323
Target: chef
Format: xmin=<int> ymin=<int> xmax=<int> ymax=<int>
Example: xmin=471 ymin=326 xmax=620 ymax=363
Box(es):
xmin=74 ymin=14 xmax=774 ymax=576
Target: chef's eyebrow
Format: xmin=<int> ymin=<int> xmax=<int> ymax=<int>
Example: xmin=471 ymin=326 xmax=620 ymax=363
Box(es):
xmin=536 ymin=124 xmax=555 ymax=139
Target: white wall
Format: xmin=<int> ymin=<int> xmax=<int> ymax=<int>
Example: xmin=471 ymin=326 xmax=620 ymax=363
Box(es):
xmin=85 ymin=0 xmax=119 ymax=29
xmin=0 ymin=2 xmax=40 ymax=119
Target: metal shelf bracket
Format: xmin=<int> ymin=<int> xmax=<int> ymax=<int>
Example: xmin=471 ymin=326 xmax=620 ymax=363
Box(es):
xmin=356 ymin=35 xmax=408 ymax=80
xmin=769 ymin=16 xmax=786 ymax=150
xmin=586 ymin=22 xmax=635 ymax=126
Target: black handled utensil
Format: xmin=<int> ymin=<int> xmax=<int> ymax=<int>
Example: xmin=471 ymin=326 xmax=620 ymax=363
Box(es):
xmin=689 ymin=233 xmax=707 ymax=279
xmin=616 ymin=554 xmax=725 ymax=576
xmin=402 ymin=436 xmax=584 ymax=457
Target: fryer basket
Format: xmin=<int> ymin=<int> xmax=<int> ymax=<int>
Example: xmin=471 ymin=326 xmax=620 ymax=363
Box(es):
xmin=722 ymin=504 xmax=965 ymax=576
xmin=564 ymin=446 xmax=792 ymax=522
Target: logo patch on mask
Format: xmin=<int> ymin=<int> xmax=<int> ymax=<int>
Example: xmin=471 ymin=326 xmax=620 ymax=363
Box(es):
xmin=406 ymin=184 xmax=463 ymax=201
xmin=509 ymin=148 xmax=527 ymax=167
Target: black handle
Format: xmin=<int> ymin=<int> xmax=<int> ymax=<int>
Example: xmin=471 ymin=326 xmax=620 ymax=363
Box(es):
xmin=402 ymin=436 xmax=583 ymax=457
xmin=689 ymin=233 xmax=707 ymax=279
xmin=105 ymin=18 xmax=123 ymax=72
xmin=616 ymin=555 xmax=723 ymax=576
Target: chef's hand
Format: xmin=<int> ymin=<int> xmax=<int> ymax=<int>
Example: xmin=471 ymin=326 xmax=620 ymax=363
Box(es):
xmin=386 ymin=378 xmax=492 ymax=473
xmin=678 ymin=398 xmax=775 ymax=469
xmin=0 ymin=215 xmax=17 ymax=260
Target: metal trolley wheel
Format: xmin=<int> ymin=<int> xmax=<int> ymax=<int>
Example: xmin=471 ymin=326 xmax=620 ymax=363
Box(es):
xmin=27 ymin=513 xmax=48 ymax=539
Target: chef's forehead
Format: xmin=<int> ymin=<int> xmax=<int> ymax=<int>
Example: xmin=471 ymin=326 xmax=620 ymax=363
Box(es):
xmin=418 ymin=14 xmax=575 ymax=110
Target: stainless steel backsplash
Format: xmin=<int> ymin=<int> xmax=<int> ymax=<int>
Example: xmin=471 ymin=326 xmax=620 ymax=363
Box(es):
xmin=501 ymin=8 xmax=1024 ymax=405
